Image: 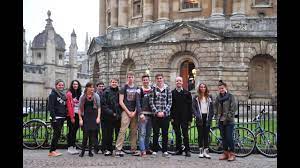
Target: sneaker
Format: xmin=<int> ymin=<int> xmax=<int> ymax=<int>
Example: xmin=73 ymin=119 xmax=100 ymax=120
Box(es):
xmin=132 ymin=151 xmax=140 ymax=156
xmin=48 ymin=151 xmax=62 ymax=157
xmin=73 ymin=147 xmax=80 ymax=154
xmin=67 ymin=147 xmax=74 ymax=154
xmin=115 ymin=150 xmax=124 ymax=157
xmin=162 ymin=152 xmax=170 ymax=158
xmin=151 ymin=152 xmax=157 ymax=157
xmin=104 ymin=150 xmax=112 ymax=156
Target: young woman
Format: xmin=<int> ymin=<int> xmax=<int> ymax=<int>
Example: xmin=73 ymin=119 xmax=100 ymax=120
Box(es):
xmin=78 ymin=82 xmax=101 ymax=157
xmin=48 ymin=79 xmax=67 ymax=157
xmin=66 ymin=80 xmax=82 ymax=155
xmin=215 ymin=80 xmax=237 ymax=161
xmin=192 ymin=83 xmax=214 ymax=159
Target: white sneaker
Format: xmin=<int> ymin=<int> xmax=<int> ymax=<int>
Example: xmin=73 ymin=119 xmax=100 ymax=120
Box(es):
xmin=162 ymin=152 xmax=170 ymax=157
xmin=67 ymin=147 xmax=74 ymax=154
xmin=198 ymin=148 xmax=204 ymax=158
xmin=203 ymin=148 xmax=211 ymax=159
xmin=151 ymin=151 xmax=157 ymax=157
xmin=73 ymin=146 xmax=80 ymax=154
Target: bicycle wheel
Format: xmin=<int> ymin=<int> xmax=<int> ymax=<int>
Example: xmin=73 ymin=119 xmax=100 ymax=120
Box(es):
xmin=41 ymin=124 xmax=52 ymax=149
xmin=209 ymin=127 xmax=223 ymax=154
xmin=233 ymin=127 xmax=255 ymax=157
xmin=188 ymin=126 xmax=199 ymax=154
xmin=23 ymin=120 xmax=47 ymax=149
xmin=255 ymin=131 xmax=277 ymax=158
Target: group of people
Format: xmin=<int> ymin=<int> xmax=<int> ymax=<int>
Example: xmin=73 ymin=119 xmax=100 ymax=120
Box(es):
xmin=47 ymin=71 xmax=237 ymax=161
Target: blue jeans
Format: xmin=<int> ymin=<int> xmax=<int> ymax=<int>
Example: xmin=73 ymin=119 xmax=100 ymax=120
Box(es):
xmin=138 ymin=115 xmax=152 ymax=152
xmin=219 ymin=122 xmax=234 ymax=152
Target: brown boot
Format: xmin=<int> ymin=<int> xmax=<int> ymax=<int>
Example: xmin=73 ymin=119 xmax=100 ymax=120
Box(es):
xmin=219 ymin=151 xmax=229 ymax=160
xmin=227 ymin=151 xmax=236 ymax=161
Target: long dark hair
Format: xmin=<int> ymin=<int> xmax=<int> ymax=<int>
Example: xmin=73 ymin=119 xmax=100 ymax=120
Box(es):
xmin=68 ymin=80 xmax=82 ymax=100
xmin=197 ymin=83 xmax=209 ymax=100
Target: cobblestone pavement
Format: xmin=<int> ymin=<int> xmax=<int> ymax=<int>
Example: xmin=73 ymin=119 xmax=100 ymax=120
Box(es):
xmin=23 ymin=149 xmax=277 ymax=168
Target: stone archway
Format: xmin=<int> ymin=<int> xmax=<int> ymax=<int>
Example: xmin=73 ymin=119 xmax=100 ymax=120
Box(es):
xmin=248 ymin=54 xmax=276 ymax=102
xmin=169 ymin=52 xmax=199 ymax=90
xmin=120 ymin=58 xmax=136 ymax=86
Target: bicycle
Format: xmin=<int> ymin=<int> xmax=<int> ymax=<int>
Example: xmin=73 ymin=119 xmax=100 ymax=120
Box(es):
xmin=189 ymin=118 xmax=256 ymax=157
xmin=241 ymin=109 xmax=277 ymax=158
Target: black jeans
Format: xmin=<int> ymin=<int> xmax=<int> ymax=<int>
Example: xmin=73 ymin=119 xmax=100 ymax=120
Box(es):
xmin=152 ymin=116 xmax=170 ymax=153
xmin=50 ymin=118 xmax=65 ymax=152
xmin=196 ymin=114 xmax=210 ymax=148
xmin=67 ymin=113 xmax=79 ymax=147
xmin=101 ymin=119 xmax=121 ymax=152
xmin=172 ymin=120 xmax=190 ymax=152
xmin=81 ymin=130 xmax=98 ymax=151
xmin=219 ymin=122 xmax=234 ymax=152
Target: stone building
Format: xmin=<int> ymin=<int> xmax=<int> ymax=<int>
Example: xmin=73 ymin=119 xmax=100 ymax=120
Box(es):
xmin=23 ymin=11 xmax=90 ymax=98
xmin=88 ymin=0 xmax=277 ymax=102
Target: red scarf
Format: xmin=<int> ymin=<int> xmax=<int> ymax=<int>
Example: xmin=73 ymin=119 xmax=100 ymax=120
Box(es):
xmin=79 ymin=93 xmax=98 ymax=115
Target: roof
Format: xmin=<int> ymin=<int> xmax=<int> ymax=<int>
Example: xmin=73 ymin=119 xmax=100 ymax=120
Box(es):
xmin=32 ymin=30 xmax=66 ymax=50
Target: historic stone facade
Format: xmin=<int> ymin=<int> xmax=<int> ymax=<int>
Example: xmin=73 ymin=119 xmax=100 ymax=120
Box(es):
xmin=88 ymin=0 xmax=277 ymax=102
xmin=23 ymin=11 xmax=90 ymax=98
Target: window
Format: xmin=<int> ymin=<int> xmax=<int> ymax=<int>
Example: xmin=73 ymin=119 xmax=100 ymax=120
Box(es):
xmin=107 ymin=12 xmax=111 ymax=26
xmin=252 ymin=0 xmax=272 ymax=7
xmin=182 ymin=0 xmax=200 ymax=9
xmin=59 ymin=54 xmax=62 ymax=60
xmin=133 ymin=0 xmax=142 ymax=17
xmin=37 ymin=53 xmax=41 ymax=59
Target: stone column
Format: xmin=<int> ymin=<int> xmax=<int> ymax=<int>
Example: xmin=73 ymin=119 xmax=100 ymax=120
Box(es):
xmin=118 ymin=0 xmax=128 ymax=27
xmin=158 ymin=0 xmax=169 ymax=22
xmin=231 ymin=0 xmax=246 ymax=20
xmin=210 ymin=0 xmax=225 ymax=19
xmin=111 ymin=0 xmax=118 ymax=27
xmin=143 ymin=0 xmax=154 ymax=24
xmin=99 ymin=0 xmax=106 ymax=35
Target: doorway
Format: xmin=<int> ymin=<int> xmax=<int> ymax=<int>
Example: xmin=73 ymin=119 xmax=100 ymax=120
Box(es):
xmin=180 ymin=60 xmax=195 ymax=91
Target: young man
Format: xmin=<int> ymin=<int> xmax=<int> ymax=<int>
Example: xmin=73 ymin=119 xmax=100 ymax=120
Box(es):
xmin=101 ymin=78 xmax=122 ymax=156
xmin=170 ymin=76 xmax=193 ymax=157
xmin=115 ymin=71 xmax=141 ymax=157
xmin=138 ymin=74 xmax=154 ymax=157
xmin=94 ymin=81 xmax=105 ymax=154
xmin=149 ymin=73 xmax=172 ymax=157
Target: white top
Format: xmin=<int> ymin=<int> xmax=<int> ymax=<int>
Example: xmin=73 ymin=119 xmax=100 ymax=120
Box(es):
xmin=200 ymin=98 xmax=208 ymax=114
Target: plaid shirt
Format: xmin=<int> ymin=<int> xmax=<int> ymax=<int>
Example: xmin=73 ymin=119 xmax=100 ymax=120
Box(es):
xmin=149 ymin=84 xmax=172 ymax=116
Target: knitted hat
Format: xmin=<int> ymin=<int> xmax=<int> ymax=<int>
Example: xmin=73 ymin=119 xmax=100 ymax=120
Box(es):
xmin=55 ymin=79 xmax=65 ymax=86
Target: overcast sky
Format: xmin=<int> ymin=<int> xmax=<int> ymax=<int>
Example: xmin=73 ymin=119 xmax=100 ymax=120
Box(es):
xmin=23 ymin=0 xmax=99 ymax=52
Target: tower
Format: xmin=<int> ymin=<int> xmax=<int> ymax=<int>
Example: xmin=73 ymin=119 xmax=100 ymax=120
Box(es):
xmin=69 ymin=29 xmax=78 ymax=66
xmin=23 ymin=27 xmax=27 ymax=63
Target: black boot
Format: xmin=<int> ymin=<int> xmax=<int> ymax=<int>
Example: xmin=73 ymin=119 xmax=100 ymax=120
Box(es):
xmin=79 ymin=150 xmax=85 ymax=157
xmin=88 ymin=150 xmax=94 ymax=157
xmin=172 ymin=150 xmax=183 ymax=155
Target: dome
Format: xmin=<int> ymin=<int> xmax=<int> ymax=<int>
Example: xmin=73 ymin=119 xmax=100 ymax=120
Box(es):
xmin=32 ymin=30 xmax=66 ymax=50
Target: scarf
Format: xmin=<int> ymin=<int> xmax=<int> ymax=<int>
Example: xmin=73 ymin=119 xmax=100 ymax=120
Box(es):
xmin=79 ymin=93 xmax=98 ymax=114
xmin=54 ymin=89 xmax=66 ymax=100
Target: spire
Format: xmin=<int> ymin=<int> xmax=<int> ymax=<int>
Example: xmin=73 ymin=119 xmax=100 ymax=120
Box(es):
xmin=71 ymin=28 xmax=76 ymax=37
xmin=45 ymin=10 xmax=54 ymax=30
xmin=23 ymin=27 xmax=25 ymax=41
xmin=85 ymin=32 xmax=89 ymax=52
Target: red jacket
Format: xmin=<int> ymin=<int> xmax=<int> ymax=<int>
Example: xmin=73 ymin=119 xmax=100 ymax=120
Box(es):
xmin=66 ymin=91 xmax=75 ymax=120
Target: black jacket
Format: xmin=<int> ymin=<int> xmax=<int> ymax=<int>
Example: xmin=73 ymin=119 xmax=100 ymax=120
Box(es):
xmin=101 ymin=87 xmax=121 ymax=120
xmin=170 ymin=88 xmax=193 ymax=122
xmin=192 ymin=95 xmax=214 ymax=126
xmin=48 ymin=89 xmax=67 ymax=120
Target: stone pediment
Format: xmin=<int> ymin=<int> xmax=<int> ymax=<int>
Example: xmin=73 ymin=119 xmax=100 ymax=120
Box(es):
xmin=146 ymin=22 xmax=223 ymax=43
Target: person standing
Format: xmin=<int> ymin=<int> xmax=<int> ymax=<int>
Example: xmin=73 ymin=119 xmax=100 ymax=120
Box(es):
xmin=66 ymin=80 xmax=82 ymax=155
xmin=149 ymin=73 xmax=172 ymax=157
xmin=115 ymin=71 xmax=141 ymax=157
xmin=215 ymin=80 xmax=237 ymax=161
xmin=78 ymin=82 xmax=101 ymax=157
xmin=192 ymin=83 xmax=214 ymax=159
xmin=101 ymin=78 xmax=122 ymax=156
xmin=138 ymin=74 xmax=154 ymax=157
xmin=170 ymin=76 xmax=192 ymax=157
xmin=95 ymin=81 xmax=105 ymax=154
xmin=48 ymin=79 xmax=67 ymax=157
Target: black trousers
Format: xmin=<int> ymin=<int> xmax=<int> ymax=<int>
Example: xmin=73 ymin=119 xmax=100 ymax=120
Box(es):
xmin=81 ymin=129 xmax=98 ymax=151
xmin=196 ymin=114 xmax=210 ymax=148
xmin=152 ymin=116 xmax=170 ymax=153
xmin=101 ymin=119 xmax=121 ymax=152
xmin=50 ymin=118 xmax=65 ymax=152
xmin=172 ymin=120 xmax=190 ymax=152
xmin=67 ymin=113 xmax=79 ymax=147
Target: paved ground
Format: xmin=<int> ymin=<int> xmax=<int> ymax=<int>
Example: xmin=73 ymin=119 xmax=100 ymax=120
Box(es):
xmin=23 ymin=149 xmax=277 ymax=168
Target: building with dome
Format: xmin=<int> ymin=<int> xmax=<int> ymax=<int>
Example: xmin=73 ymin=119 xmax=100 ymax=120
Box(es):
xmin=23 ymin=11 xmax=90 ymax=98
xmin=88 ymin=0 xmax=277 ymax=102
